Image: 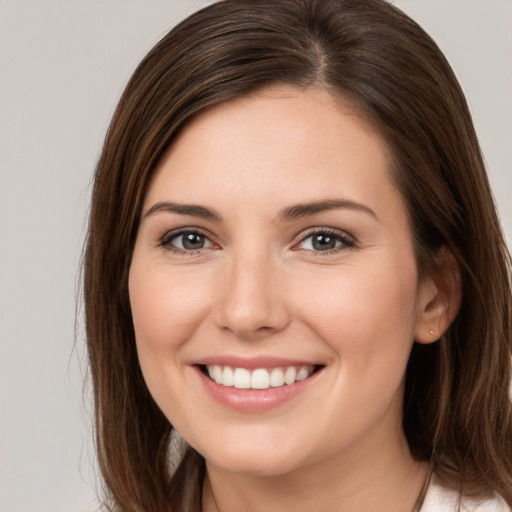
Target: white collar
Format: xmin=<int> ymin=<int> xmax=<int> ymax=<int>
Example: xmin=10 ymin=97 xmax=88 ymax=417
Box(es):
xmin=421 ymin=473 xmax=510 ymax=512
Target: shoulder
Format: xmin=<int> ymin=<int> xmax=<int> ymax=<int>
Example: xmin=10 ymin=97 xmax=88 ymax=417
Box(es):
xmin=421 ymin=473 xmax=511 ymax=512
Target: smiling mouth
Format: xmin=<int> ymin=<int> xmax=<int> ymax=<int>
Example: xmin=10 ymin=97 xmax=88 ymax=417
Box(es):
xmin=200 ymin=364 xmax=323 ymax=390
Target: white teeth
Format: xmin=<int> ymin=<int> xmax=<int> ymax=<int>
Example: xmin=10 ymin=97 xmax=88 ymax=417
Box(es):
xmin=270 ymin=367 xmax=285 ymax=387
xmin=284 ymin=366 xmax=297 ymax=385
xmin=251 ymin=369 xmax=270 ymax=389
xmin=212 ymin=365 xmax=222 ymax=384
xmin=223 ymin=366 xmax=234 ymax=387
xmin=205 ymin=365 xmax=316 ymax=389
xmin=296 ymin=367 xmax=310 ymax=381
xmin=233 ymin=368 xmax=251 ymax=389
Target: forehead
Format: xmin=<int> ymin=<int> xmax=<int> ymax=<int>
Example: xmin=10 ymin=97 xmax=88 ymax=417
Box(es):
xmin=145 ymin=86 xmax=401 ymax=220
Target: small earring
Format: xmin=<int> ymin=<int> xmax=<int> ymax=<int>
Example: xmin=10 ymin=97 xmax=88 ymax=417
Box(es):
xmin=429 ymin=329 xmax=435 ymax=336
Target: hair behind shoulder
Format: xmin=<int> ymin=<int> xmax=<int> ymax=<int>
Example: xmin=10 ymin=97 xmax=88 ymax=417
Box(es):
xmin=83 ymin=0 xmax=512 ymax=509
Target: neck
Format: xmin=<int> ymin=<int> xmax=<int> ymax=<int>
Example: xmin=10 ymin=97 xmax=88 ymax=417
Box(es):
xmin=202 ymin=429 xmax=429 ymax=512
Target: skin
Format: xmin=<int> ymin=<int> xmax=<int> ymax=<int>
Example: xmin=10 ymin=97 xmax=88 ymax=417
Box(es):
xmin=129 ymin=86 xmax=457 ymax=511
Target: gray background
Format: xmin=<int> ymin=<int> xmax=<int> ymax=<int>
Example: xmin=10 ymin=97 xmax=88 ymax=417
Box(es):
xmin=0 ymin=1 xmax=510 ymax=511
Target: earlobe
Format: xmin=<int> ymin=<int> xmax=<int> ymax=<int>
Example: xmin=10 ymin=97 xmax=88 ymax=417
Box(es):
xmin=414 ymin=247 xmax=462 ymax=344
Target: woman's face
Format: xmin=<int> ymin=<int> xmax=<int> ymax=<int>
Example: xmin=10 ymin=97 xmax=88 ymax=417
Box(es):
xmin=129 ymin=86 xmax=433 ymax=476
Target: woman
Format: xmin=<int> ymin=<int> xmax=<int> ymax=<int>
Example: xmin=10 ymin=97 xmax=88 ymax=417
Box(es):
xmin=84 ymin=0 xmax=512 ymax=510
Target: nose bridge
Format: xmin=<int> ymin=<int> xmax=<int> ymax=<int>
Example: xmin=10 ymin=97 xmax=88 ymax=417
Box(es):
xmin=216 ymin=245 xmax=289 ymax=338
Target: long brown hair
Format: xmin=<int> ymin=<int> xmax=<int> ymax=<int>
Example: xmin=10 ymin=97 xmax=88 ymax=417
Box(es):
xmin=84 ymin=0 xmax=512 ymax=510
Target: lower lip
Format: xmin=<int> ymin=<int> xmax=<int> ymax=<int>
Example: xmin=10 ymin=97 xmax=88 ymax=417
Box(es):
xmin=194 ymin=366 xmax=323 ymax=412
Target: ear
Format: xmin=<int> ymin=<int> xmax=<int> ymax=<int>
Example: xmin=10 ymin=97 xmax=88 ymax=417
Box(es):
xmin=414 ymin=247 xmax=462 ymax=344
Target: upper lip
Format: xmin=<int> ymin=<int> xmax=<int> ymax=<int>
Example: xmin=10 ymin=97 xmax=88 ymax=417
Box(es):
xmin=193 ymin=355 xmax=324 ymax=369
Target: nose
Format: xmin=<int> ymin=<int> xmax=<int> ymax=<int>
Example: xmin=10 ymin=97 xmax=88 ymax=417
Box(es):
xmin=214 ymin=252 xmax=291 ymax=340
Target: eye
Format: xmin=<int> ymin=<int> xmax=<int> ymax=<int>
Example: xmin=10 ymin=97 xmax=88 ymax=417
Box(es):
xmin=160 ymin=229 xmax=215 ymax=253
xmin=297 ymin=229 xmax=355 ymax=252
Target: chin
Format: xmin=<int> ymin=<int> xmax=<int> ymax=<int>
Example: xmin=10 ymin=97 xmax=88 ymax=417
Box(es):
xmin=197 ymin=435 xmax=307 ymax=477
xmin=206 ymin=454 xmax=302 ymax=478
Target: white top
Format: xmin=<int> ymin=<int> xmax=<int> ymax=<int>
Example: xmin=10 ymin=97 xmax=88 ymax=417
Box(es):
xmin=422 ymin=474 xmax=510 ymax=512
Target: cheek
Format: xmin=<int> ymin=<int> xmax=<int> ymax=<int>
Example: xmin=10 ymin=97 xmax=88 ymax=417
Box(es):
xmin=129 ymin=264 xmax=209 ymax=349
xmin=128 ymin=259 xmax=215 ymax=406
xmin=294 ymin=257 xmax=419 ymax=365
xmin=294 ymin=257 xmax=419 ymax=437
xmin=128 ymin=259 xmax=218 ymax=433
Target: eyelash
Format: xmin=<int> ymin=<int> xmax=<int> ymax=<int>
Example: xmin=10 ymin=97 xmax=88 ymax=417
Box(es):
xmin=295 ymin=228 xmax=356 ymax=255
xmin=158 ymin=228 xmax=214 ymax=255
xmin=157 ymin=227 xmax=356 ymax=255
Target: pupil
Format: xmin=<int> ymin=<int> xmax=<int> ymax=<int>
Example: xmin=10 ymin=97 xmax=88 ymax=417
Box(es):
xmin=312 ymin=234 xmax=335 ymax=251
xmin=183 ymin=233 xmax=204 ymax=250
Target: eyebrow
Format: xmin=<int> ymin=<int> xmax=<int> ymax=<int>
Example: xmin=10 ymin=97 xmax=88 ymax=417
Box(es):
xmin=144 ymin=198 xmax=378 ymax=223
xmin=279 ymin=199 xmax=378 ymax=222
xmin=144 ymin=201 xmax=223 ymax=222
